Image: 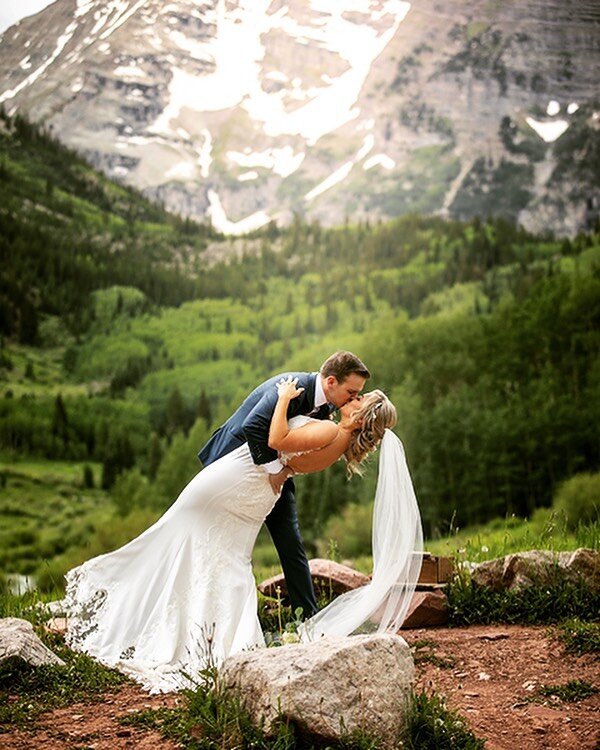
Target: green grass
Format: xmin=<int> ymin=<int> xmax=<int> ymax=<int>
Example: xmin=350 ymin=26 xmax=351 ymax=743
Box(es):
xmin=0 ymin=471 xmax=111 ymax=577
xmin=403 ymin=692 xmax=485 ymax=750
xmin=119 ymin=666 xmax=483 ymax=750
xmin=0 ymin=637 xmax=126 ymax=730
xmin=555 ymin=619 xmax=600 ymax=658
xmin=426 ymin=510 xmax=599 ymax=563
xmin=0 ymin=594 xmax=125 ymax=729
xmin=531 ymin=680 xmax=598 ymax=704
xmin=447 ymin=570 xmax=600 ymax=626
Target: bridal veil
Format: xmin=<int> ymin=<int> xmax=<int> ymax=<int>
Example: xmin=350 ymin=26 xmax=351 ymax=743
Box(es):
xmin=300 ymin=429 xmax=423 ymax=639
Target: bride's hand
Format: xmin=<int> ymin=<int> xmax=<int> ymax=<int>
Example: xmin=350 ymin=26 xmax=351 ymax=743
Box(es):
xmin=276 ymin=376 xmax=305 ymax=401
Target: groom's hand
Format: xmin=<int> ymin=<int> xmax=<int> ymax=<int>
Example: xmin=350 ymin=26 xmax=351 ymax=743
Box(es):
xmin=268 ymin=466 xmax=294 ymax=495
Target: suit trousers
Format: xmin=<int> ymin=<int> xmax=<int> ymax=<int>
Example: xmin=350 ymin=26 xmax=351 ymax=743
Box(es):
xmin=264 ymin=478 xmax=318 ymax=619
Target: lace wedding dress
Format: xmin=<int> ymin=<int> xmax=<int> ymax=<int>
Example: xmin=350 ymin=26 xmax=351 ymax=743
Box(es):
xmin=65 ymin=417 xmax=422 ymax=693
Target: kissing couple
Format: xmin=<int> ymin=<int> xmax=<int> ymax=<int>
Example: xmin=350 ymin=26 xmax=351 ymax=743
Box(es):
xmin=64 ymin=351 xmax=423 ymax=692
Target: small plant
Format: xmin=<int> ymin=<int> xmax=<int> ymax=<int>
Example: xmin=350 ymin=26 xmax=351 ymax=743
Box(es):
xmin=402 ymin=691 xmax=485 ymax=750
xmin=555 ymin=619 xmax=600 ymax=658
xmin=410 ymin=639 xmax=456 ymax=669
xmin=552 ymin=472 xmax=600 ymax=529
xmin=446 ymin=567 xmax=600 ymax=626
xmin=531 ymin=679 xmax=598 ymax=703
xmin=264 ymin=606 xmax=305 ymax=648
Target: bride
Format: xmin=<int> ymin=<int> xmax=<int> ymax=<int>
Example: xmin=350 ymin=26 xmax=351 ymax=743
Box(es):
xmin=64 ymin=378 xmax=422 ymax=693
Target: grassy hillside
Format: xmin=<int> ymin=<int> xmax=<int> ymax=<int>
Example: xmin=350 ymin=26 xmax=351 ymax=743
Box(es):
xmin=1 ymin=112 xmax=598 ymax=590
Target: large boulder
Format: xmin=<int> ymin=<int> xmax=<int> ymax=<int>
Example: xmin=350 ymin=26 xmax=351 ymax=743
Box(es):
xmin=221 ymin=634 xmax=414 ymax=745
xmin=258 ymin=558 xmax=370 ymax=603
xmin=0 ymin=617 xmax=65 ymax=667
xmin=471 ymin=548 xmax=600 ymax=592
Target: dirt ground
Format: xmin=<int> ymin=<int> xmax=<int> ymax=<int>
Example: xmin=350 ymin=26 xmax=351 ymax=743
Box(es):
xmin=405 ymin=624 xmax=600 ymax=750
xmin=1 ymin=624 xmax=598 ymax=749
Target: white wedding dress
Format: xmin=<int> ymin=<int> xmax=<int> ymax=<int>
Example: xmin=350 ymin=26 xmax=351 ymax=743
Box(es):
xmin=65 ymin=417 xmax=422 ymax=693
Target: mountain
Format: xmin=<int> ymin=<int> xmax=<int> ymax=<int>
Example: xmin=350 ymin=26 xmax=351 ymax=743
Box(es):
xmin=0 ymin=0 xmax=598 ymax=235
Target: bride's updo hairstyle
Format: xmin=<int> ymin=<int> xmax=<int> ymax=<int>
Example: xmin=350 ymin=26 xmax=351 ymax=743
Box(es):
xmin=345 ymin=389 xmax=397 ymax=477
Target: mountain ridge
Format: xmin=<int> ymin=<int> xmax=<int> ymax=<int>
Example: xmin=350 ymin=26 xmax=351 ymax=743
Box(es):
xmin=0 ymin=0 xmax=598 ymax=235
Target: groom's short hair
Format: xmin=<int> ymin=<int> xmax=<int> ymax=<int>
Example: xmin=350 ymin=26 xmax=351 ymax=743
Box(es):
xmin=320 ymin=351 xmax=370 ymax=382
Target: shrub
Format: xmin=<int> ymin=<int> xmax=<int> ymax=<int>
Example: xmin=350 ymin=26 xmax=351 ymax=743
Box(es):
xmin=553 ymin=472 xmax=600 ymax=530
xmin=319 ymin=502 xmax=373 ymax=559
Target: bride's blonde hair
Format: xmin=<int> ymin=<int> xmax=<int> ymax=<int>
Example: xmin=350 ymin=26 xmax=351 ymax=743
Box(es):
xmin=344 ymin=390 xmax=397 ymax=477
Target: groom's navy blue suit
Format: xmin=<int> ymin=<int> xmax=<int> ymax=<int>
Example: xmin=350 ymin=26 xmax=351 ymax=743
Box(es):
xmin=198 ymin=371 xmax=331 ymax=618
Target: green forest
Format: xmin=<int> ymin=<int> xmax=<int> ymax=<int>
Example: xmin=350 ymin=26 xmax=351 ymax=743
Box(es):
xmin=1 ymin=109 xmax=598 ymax=591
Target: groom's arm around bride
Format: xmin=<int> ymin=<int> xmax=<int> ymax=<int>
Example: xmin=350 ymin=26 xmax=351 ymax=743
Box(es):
xmin=197 ymin=351 xmax=370 ymax=618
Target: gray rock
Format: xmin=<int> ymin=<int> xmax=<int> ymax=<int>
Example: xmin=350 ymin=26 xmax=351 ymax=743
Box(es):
xmin=0 ymin=617 xmax=65 ymax=667
xmin=471 ymin=548 xmax=600 ymax=592
xmin=220 ymin=634 xmax=414 ymax=746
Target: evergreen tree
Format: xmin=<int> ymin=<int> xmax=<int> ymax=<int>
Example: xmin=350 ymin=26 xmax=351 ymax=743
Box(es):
xmin=197 ymin=388 xmax=212 ymax=427
xmin=147 ymin=432 xmax=163 ymax=480
xmin=51 ymin=394 xmax=69 ymax=446
xmin=164 ymin=386 xmax=186 ymax=436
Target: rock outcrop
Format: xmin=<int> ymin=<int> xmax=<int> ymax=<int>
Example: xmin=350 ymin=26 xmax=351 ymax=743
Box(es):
xmin=0 ymin=0 xmax=597 ymax=235
xmin=221 ymin=633 xmax=414 ymax=745
xmin=0 ymin=617 xmax=65 ymax=667
xmin=259 ymin=558 xmax=370 ymax=603
xmin=471 ymin=548 xmax=600 ymax=592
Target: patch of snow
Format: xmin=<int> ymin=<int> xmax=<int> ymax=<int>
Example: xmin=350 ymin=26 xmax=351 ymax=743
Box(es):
xmin=167 ymin=28 xmax=211 ymax=60
xmin=75 ymin=0 xmax=95 ymax=18
xmin=567 ymin=102 xmax=579 ymax=114
xmin=114 ymin=64 xmax=145 ymax=77
xmin=227 ymin=146 xmax=305 ymax=177
xmin=98 ymin=42 xmax=111 ymax=53
xmin=525 ymin=117 xmax=569 ymax=143
xmin=149 ymin=0 xmax=410 ymax=146
xmin=238 ymin=171 xmax=259 ymax=181
xmin=113 ymin=166 xmax=129 ymax=176
xmin=165 ymin=161 xmax=196 ymax=180
xmin=356 ymin=118 xmax=375 ymax=131
xmin=265 ymin=71 xmax=289 ymax=83
xmin=305 ymin=161 xmax=353 ymax=201
xmin=546 ymin=100 xmax=560 ymax=116
xmin=207 ymin=189 xmax=271 ymax=235
xmin=197 ymin=128 xmax=212 ymax=178
xmin=356 ymin=133 xmax=374 ymax=161
xmin=0 ymin=20 xmax=78 ymax=104
xmin=99 ymin=0 xmax=146 ymax=42
xmin=71 ymin=78 xmax=84 ymax=93
xmin=363 ymin=153 xmax=395 ymax=170
xmin=19 ymin=56 xmax=32 ymax=70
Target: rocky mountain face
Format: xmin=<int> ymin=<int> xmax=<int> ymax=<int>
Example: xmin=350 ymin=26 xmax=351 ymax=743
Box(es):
xmin=0 ymin=0 xmax=598 ymax=235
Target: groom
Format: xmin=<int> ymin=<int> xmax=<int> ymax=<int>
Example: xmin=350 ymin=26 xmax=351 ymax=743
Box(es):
xmin=198 ymin=350 xmax=370 ymax=618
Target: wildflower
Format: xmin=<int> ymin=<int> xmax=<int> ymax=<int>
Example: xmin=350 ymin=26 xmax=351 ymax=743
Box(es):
xmin=481 ymin=545 xmax=489 ymax=552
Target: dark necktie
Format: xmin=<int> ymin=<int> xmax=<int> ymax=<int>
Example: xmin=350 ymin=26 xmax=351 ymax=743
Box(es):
xmin=311 ymin=403 xmax=334 ymax=420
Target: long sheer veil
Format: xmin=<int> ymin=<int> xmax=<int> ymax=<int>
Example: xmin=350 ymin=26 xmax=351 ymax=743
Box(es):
xmin=300 ymin=429 xmax=423 ymax=640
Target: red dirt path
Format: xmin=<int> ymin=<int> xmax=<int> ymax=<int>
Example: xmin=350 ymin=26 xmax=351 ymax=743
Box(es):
xmin=1 ymin=624 xmax=598 ymax=749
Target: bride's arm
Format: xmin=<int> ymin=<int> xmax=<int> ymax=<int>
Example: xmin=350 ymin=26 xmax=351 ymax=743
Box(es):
xmin=268 ymin=378 xmax=338 ymax=452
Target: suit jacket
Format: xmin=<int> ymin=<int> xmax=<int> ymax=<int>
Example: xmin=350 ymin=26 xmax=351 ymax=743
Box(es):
xmin=198 ymin=371 xmax=327 ymax=467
